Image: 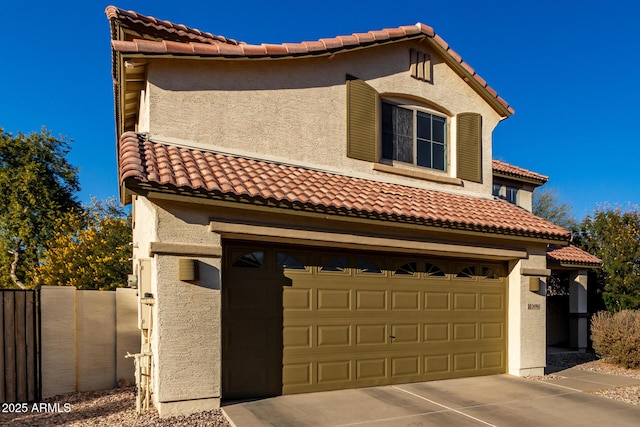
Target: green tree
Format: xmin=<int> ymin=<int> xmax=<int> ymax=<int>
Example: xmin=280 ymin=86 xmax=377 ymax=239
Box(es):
xmin=37 ymin=199 xmax=131 ymax=291
xmin=577 ymin=205 xmax=640 ymax=311
xmin=533 ymin=188 xmax=576 ymax=230
xmin=0 ymin=128 xmax=80 ymax=288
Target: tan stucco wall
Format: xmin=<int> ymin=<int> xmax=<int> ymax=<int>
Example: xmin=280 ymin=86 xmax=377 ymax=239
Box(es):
xmin=116 ymin=288 xmax=140 ymax=384
xmin=133 ymin=197 xmax=222 ymax=414
xmin=41 ymin=286 xmax=76 ymax=398
xmin=508 ymin=246 xmax=548 ymax=377
xmin=144 ymin=40 xmax=502 ymax=199
xmin=76 ymin=290 xmax=117 ymax=391
xmin=40 ymin=286 xmax=138 ymax=398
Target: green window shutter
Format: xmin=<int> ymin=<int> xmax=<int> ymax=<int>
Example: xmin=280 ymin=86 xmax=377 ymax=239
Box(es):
xmin=346 ymin=77 xmax=379 ymax=162
xmin=456 ymin=112 xmax=482 ymax=183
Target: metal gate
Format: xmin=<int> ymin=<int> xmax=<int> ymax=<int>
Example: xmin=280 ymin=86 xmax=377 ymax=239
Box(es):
xmin=0 ymin=290 xmax=40 ymax=403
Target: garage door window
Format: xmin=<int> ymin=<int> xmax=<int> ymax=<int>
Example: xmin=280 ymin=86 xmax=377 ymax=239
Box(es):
xmin=277 ymin=252 xmax=305 ymax=270
xmin=456 ymin=265 xmax=476 ymax=278
xmin=232 ymin=251 xmax=264 ymax=268
xmin=394 ymin=262 xmax=417 ymax=275
xmin=357 ymin=258 xmax=382 ymax=274
xmin=320 ymin=257 xmax=348 ymax=272
xmin=425 ymin=263 xmax=446 ymax=277
xmin=482 ymin=266 xmax=500 ymax=280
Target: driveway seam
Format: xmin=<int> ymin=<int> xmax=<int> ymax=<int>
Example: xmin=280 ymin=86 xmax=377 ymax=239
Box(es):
xmin=391 ymin=386 xmax=497 ymax=427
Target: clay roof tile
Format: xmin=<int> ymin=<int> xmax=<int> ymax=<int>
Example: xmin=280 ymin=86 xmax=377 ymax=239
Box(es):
xmin=118 ymin=133 xmax=569 ymax=242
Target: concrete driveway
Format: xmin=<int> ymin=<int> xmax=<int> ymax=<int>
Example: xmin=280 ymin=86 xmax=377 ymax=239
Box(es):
xmin=222 ymin=373 xmax=640 ymax=426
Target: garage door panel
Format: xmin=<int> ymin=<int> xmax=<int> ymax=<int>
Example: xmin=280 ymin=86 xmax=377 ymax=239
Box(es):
xmin=424 ymin=354 xmax=450 ymax=374
xmin=480 ymin=293 xmax=504 ymax=310
xmin=391 ymin=291 xmax=421 ymax=310
xmin=390 ymin=324 xmax=420 ymax=343
xmin=424 ymin=323 xmax=450 ymax=342
xmin=453 ymin=323 xmax=477 ymax=341
xmin=356 ymin=290 xmax=387 ymax=310
xmin=284 ymin=288 xmax=312 ymax=310
xmin=356 ymin=324 xmax=387 ymax=345
xmin=317 ymin=325 xmax=351 ymax=347
xmin=453 ymin=293 xmax=477 ymax=310
xmin=453 ymin=353 xmax=477 ymax=371
xmin=284 ymin=325 xmax=312 ymax=348
xmin=391 ymin=356 xmax=420 ymax=377
xmin=317 ymin=289 xmax=351 ymax=310
xmin=480 ymin=351 xmax=503 ymax=369
xmin=283 ymin=363 xmax=312 ymax=386
xmin=318 ymin=360 xmax=351 ymax=383
xmin=424 ymin=292 xmax=450 ymax=310
xmin=356 ymin=358 xmax=387 ymax=380
xmin=480 ymin=322 xmax=504 ymax=340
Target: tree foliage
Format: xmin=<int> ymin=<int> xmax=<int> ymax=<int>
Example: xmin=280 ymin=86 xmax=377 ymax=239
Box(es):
xmin=0 ymin=128 xmax=80 ymax=288
xmin=37 ymin=199 xmax=131 ymax=291
xmin=577 ymin=206 xmax=640 ymax=311
xmin=533 ymin=188 xmax=576 ymax=230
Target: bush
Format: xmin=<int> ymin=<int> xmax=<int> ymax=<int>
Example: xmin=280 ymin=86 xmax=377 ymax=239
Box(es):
xmin=591 ymin=310 xmax=640 ymax=368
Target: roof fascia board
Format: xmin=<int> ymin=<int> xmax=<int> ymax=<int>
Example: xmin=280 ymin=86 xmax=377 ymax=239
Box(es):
xmin=423 ymin=37 xmax=512 ymax=118
xmin=209 ymin=220 xmax=528 ymax=261
xmin=492 ymin=172 xmax=547 ymax=187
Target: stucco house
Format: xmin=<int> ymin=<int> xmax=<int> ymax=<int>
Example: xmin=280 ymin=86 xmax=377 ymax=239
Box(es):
xmin=107 ymin=6 xmax=600 ymax=417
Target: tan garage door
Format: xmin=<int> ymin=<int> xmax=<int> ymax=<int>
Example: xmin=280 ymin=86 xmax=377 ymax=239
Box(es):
xmin=222 ymin=244 xmax=507 ymax=399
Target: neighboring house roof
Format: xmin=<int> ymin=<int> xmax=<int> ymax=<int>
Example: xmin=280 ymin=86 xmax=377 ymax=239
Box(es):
xmin=547 ymin=244 xmax=603 ymax=267
xmin=492 ymin=160 xmax=548 ymax=186
xmin=119 ymin=132 xmax=570 ymax=242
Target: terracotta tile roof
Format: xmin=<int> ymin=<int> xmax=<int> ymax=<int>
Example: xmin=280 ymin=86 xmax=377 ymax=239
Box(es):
xmin=547 ymin=245 xmax=602 ymax=267
xmin=105 ymin=7 xmax=513 ymax=116
xmin=492 ymin=160 xmax=548 ymax=185
xmin=119 ymin=132 xmax=569 ymax=241
xmin=105 ymin=6 xmax=240 ymax=45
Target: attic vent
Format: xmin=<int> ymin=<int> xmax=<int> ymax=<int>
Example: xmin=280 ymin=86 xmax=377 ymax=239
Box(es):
xmin=410 ymin=49 xmax=432 ymax=83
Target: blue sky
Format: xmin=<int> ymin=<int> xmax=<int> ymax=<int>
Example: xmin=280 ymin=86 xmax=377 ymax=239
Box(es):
xmin=1 ymin=1 xmax=638 ymax=219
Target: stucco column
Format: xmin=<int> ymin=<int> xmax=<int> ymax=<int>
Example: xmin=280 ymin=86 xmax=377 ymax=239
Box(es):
xmin=508 ymin=255 xmax=547 ymax=377
xmin=569 ymin=269 xmax=588 ymax=351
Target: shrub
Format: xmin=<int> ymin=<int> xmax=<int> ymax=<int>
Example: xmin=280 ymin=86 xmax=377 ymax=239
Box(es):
xmin=591 ymin=310 xmax=640 ymax=368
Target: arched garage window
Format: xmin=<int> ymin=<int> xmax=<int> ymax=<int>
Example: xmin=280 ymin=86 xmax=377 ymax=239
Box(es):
xmin=232 ymin=251 xmax=264 ymax=268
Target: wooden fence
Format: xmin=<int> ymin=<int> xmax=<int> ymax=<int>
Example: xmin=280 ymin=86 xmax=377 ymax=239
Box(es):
xmin=0 ymin=289 xmax=40 ymax=403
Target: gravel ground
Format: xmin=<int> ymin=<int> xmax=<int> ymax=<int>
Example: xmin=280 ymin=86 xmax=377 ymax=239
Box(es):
xmin=537 ymin=351 xmax=640 ymax=406
xmin=3 ymin=352 xmax=639 ymax=425
xmin=0 ymin=387 xmax=231 ymax=426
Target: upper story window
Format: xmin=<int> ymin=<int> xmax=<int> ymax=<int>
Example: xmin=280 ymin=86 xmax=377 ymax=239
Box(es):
xmin=346 ymin=76 xmax=482 ymax=183
xmin=492 ymin=184 xmax=501 ymax=197
xmin=505 ymin=186 xmax=518 ymax=204
xmin=493 ymin=184 xmax=519 ymax=205
xmin=381 ymin=102 xmax=446 ymax=171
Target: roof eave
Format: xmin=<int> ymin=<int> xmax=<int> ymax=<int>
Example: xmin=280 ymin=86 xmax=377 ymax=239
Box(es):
xmin=492 ymin=171 xmax=548 ymax=187
xmin=122 ymin=178 xmax=569 ymax=244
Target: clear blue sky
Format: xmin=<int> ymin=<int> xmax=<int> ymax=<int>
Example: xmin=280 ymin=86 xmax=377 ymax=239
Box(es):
xmin=1 ymin=1 xmax=638 ymax=219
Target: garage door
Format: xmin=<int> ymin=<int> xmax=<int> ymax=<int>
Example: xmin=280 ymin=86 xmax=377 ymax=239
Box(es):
xmin=222 ymin=244 xmax=507 ymax=399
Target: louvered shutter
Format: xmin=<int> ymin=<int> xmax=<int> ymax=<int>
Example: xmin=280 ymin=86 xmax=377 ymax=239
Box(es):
xmin=346 ymin=77 xmax=379 ymax=162
xmin=456 ymin=113 xmax=482 ymax=183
